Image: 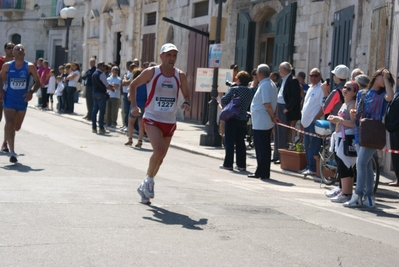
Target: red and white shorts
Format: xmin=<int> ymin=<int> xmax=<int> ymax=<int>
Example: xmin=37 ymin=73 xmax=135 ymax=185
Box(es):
xmin=143 ymin=118 xmax=176 ymax=137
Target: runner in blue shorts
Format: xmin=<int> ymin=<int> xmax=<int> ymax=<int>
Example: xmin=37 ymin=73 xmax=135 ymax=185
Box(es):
xmin=0 ymin=44 xmax=41 ymax=163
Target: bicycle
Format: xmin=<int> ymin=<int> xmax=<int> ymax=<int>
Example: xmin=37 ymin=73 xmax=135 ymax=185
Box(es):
xmin=316 ymin=120 xmax=380 ymax=193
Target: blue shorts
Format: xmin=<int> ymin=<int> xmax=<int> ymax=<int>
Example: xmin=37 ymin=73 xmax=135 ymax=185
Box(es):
xmin=3 ymin=96 xmax=28 ymax=112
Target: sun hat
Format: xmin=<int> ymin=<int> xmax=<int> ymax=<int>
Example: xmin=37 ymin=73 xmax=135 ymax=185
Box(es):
xmin=331 ymin=64 xmax=350 ymax=80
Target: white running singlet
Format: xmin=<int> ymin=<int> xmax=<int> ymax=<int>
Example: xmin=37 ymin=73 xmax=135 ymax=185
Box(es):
xmin=144 ymin=66 xmax=181 ymax=124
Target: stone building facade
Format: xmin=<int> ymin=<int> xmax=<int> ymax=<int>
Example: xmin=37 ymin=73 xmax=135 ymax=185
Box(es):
xmin=1 ymin=0 xmax=398 ymax=175
xmin=0 ymin=0 xmax=85 ymax=73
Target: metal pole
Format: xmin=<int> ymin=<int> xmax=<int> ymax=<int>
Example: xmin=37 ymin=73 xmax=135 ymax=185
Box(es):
xmin=200 ymin=0 xmax=223 ymax=146
xmin=65 ymin=18 xmax=73 ymax=64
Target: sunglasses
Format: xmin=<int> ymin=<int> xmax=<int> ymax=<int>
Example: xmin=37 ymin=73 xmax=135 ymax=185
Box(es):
xmin=14 ymin=47 xmax=25 ymax=51
xmin=6 ymin=46 xmax=14 ymax=50
xmin=343 ymin=86 xmax=354 ymax=92
xmin=309 ymin=74 xmax=320 ymax=77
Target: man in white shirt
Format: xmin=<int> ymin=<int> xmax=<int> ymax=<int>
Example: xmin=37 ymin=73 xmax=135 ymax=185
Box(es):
xmin=301 ymin=68 xmax=325 ymax=175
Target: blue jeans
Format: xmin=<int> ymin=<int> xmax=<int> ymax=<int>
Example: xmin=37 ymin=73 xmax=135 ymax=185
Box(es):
xmin=355 ymin=144 xmax=376 ymax=197
xmin=92 ymin=92 xmax=107 ymax=130
xmin=122 ymin=92 xmax=130 ymax=127
xmin=74 ymin=90 xmax=79 ymax=103
xmin=304 ymin=122 xmax=321 ymax=172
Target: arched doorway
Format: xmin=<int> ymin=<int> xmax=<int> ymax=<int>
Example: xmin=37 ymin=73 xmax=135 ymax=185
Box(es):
xmin=11 ymin=34 xmax=21 ymax=45
xmin=258 ymin=12 xmax=276 ymax=70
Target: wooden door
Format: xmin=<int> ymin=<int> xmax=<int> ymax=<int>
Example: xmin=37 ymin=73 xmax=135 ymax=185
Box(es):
xmin=272 ymin=2 xmax=297 ymax=72
xmin=186 ymin=24 xmax=209 ymax=122
xmin=235 ymin=11 xmax=255 ymax=73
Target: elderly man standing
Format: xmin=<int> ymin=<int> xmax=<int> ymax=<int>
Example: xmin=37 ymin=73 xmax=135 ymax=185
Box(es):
xmin=301 ymin=68 xmax=325 ymax=175
xmin=272 ymin=62 xmax=301 ymax=164
xmin=247 ymin=64 xmax=278 ymax=180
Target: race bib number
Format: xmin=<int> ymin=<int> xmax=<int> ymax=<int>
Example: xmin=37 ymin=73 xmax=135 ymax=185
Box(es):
xmin=10 ymin=78 xmax=27 ymax=90
xmin=155 ymin=96 xmax=175 ymax=112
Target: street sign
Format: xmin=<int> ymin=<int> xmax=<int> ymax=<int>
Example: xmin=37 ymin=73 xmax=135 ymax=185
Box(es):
xmin=208 ymin=44 xmax=222 ymax=68
xmin=195 ymin=68 xmax=234 ymax=93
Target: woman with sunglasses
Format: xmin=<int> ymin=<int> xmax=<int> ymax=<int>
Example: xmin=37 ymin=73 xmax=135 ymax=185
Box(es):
xmin=326 ymin=81 xmax=358 ymax=203
xmin=344 ymin=68 xmax=395 ymax=208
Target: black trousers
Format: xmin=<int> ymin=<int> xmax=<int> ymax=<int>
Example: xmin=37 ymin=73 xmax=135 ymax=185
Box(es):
xmin=390 ymin=131 xmax=399 ymax=179
xmin=41 ymin=87 xmax=48 ymax=108
xmin=223 ymin=119 xmax=247 ymax=168
xmin=253 ymin=128 xmax=272 ymax=178
xmin=85 ymin=85 xmax=93 ymax=118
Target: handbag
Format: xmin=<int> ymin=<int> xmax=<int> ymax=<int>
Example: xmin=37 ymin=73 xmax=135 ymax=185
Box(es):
xmin=343 ymin=135 xmax=357 ymax=157
xmin=220 ymin=94 xmax=241 ymax=122
xmin=358 ymin=90 xmax=386 ymax=149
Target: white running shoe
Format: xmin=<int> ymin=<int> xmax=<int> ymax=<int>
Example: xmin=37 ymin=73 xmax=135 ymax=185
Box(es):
xmin=137 ymin=182 xmax=151 ymax=204
xmin=9 ymin=152 xmax=18 ymax=163
xmin=142 ymin=178 xmax=155 ymax=199
xmin=343 ymin=193 xmax=363 ymax=207
xmin=330 ymin=193 xmax=351 ymax=203
xmin=325 ymin=187 xmax=342 ymax=198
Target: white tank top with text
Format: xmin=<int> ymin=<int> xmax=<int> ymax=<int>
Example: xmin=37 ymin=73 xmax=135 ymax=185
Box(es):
xmin=144 ymin=66 xmax=181 ymax=124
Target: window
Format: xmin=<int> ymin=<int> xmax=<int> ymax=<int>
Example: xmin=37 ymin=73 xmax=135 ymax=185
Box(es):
xmin=145 ymin=12 xmax=156 ymax=26
xmin=11 ymin=34 xmax=21 ymax=45
xmin=193 ymin=1 xmax=208 ymax=18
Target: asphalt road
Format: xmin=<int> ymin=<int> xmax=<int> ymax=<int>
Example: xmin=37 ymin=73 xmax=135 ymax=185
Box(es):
xmin=0 ymin=108 xmax=399 ymax=267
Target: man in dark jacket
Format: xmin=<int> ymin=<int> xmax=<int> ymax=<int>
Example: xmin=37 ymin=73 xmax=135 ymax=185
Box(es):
xmin=272 ymin=62 xmax=301 ymax=164
xmin=82 ymin=58 xmax=96 ymax=120
xmin=91 ymin=62 xmax=114 ymax=134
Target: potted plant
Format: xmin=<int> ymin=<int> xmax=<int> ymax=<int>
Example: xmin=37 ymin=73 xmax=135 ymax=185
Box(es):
xmin=278 ymin=142 xmax=307 ymax=172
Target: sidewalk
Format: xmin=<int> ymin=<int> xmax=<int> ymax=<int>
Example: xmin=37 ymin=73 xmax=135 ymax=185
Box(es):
xmin=28 ymin=94 xmax=399 ymax=196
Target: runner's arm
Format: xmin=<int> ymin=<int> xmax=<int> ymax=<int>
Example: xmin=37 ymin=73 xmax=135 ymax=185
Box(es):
xmin=29 ymin=64 xmax=42 ymax=93
xmin=179 ymin=71 xmax=191 ymax=111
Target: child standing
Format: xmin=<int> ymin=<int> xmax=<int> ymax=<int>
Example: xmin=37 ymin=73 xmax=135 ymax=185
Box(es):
xmin=46 ymin=70 xmax=56 ymax=110
xmin=54 ymin=76 xmax=64 ymax=113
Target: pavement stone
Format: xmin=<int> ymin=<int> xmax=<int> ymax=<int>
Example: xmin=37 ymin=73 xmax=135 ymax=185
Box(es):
xmin=28 ymin=94 xmax=399 ymax=197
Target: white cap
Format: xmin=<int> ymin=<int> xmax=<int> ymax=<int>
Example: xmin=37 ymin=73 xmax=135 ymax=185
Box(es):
xmin=160 ymin=43 xmax=178 ymax=54
xmin=331 ymin=64 xmax=350 ymax=80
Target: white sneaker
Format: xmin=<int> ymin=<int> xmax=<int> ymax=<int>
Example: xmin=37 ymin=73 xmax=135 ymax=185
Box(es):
xmin=302 ymin=169 xmax=316 ymax=175
xmin=9 ymin=151 xmax=18 ymax=163
xmin=142 ymin=178 xmax=155 ymax=198
xmin=137 ymin=182 xmax=151 ymax=204
xmin=325 ymin=187 xmax=341 ymax=198
xmin=330 ymin=193 xmax=351 ymax=203
xmin=343 ymin=193 xmax=363 ymax=207
xmin=363 ymin=195 xmax=375 ymax=208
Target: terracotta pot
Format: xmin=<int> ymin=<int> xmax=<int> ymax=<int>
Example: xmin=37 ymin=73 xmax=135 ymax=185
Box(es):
xmin=278 ymin=149 xmax=307 ymax=172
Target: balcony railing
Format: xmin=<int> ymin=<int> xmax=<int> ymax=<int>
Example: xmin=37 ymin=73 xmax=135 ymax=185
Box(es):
xmin=0 ymin=0 xmax=25 ymax=10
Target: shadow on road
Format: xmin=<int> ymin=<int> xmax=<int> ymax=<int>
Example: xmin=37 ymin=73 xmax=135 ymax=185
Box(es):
xmin=143 ymin=206 xmax=208 ymax=230
xmin=1 ymin=163 xmax=44 ymax=173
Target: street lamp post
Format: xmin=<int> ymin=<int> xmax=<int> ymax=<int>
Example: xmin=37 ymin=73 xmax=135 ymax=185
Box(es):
xmin=60 ymin=0 xmax=77 ymax=64
xmin=200 ymin=0 xmax=225 ymax=147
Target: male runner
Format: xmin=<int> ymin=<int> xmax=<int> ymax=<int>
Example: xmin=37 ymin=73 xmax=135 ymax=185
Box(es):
xmin=0 ymin=42 xmax=15 ymax=152
xmin=129 ymin=43 xmax=191 ymax=204
xmin=0 ymin=44 xmax=41 ymax=163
